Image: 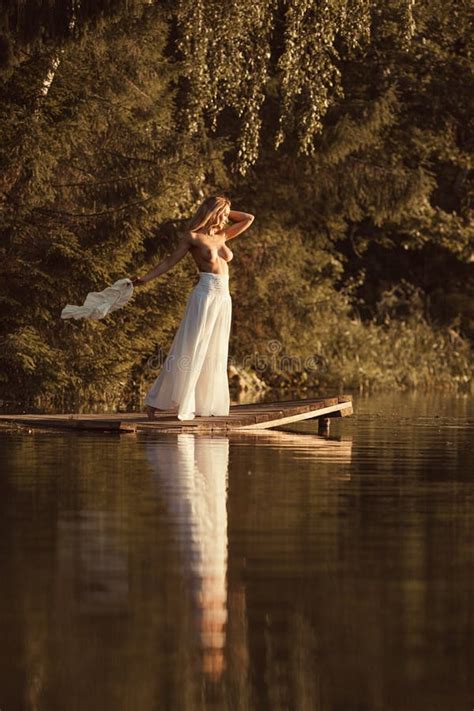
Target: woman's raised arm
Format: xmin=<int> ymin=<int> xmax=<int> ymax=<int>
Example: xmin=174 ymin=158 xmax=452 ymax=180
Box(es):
xmin=222 ymin=210 xmax=255 ymax=241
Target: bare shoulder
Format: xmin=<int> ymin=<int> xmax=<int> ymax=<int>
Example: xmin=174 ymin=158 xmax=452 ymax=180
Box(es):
xmin=187 ymin=229 xmax=207 ymax=246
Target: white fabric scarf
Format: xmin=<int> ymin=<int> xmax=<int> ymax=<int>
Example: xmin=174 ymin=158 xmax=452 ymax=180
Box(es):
xmin=61 ymin=278 xmax=134 ymax=320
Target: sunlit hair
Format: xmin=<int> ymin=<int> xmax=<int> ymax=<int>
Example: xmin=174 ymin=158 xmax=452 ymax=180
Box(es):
xmin=186 ymin=195 xmax=231 ymax=234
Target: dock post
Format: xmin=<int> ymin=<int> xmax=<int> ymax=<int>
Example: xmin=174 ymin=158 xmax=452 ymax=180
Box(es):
xmin=317 ymin=417 xmax=330 ymax=435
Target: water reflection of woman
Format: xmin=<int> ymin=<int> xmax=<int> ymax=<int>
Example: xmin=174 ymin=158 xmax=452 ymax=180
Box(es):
xmin=145 ymin=433 xmax=229 ymax=680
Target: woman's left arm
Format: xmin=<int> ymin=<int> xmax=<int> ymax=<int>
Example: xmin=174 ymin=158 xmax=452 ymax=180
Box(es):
xmin=130 ymin=232 xmax=191 ymax=285
xmin=222 ymin=210 xmax=255 ymax=241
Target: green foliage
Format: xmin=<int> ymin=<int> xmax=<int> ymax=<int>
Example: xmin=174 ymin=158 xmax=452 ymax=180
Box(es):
xmin=307 ymin=287 xmax=472 ymax=392
xmin=173 ymin=0 xmax=419 ymax=174
xmin=230 ymin=225 xmax=471 ymax=393
xmin=0 ymin=0 xmax=143 ymax=72
xmin=0 ymin=7 xmax=228 ymax=407
xmin=0 ymin=0 xmax=472 ymax=409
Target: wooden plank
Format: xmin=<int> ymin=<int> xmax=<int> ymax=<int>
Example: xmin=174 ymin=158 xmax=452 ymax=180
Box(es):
xmin=133 ymin=401 xmax=345 ymax=431
xmin=135 ymin=401 xmax=351 ymax=432
xmin=0 ymin=395 xmax=353 ymax=433
xmin=233 ymin=401 xmax=353 ymax=430
xmin=0 ymin=415 xmax=136 ymax=432
xmin=231 ymin=397 xmax=339 ymax=411
xmin=325 ymin=405 xmax=353 ymax=418
xmin=232 ymin=393 xmax=352 ymax=407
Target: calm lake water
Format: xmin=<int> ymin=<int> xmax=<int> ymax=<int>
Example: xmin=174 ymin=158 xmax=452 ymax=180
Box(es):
xmin=0 ymin=391 xmax=473 ymax=711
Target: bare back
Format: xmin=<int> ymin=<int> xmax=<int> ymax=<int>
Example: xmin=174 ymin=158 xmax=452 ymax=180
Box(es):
xmin=184 ymin=230 xmax=234 ymax=275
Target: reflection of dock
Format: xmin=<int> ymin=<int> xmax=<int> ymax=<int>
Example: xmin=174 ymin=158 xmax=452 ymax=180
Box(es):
xmin=229 ymin=428 xmax=353 ymax=464
xmin=0 ymin=395 xmax=353 ymax=434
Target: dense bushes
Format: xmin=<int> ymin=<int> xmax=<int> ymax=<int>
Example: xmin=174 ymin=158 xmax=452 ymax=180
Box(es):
xmin=0 ymin=1 xmax=472 ymax=409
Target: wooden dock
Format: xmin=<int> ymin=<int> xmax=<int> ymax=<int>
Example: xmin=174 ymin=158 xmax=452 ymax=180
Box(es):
xmin=0 ymin=394 xmax=353 ymax=434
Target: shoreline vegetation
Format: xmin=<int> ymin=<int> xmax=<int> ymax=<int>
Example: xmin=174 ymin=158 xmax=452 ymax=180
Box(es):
xmin=1 ymin=1 xmax=472 ymax=411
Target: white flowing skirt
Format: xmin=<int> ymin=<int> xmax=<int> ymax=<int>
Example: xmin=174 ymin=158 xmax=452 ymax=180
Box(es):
xmin=144 ymin=272 xmax=232 ymax=420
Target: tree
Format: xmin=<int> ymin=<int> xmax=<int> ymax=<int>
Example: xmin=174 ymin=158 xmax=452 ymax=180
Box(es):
xmin=0 ymin=6 xmax=229 ymax=408
xmin=1 ymin=0 xmax=472 ymax=408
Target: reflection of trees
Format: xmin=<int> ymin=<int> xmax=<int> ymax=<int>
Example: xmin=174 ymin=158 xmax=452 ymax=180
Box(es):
xmin=3 ymin=397 xmax=471 ymax=710
xmin=0 ymin=433 xmax=160 ymax=710
xmin=0 ymin=426 xmax=356 ymax=709
xmin=227 ymin=429 xmax=354 ymax=710
xmin=56 ymin=511 xmax=129 ymax=614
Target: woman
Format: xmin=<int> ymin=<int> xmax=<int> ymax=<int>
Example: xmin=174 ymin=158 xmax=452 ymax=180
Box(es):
xmin=130 ymin=195 xmax=254 ymax=421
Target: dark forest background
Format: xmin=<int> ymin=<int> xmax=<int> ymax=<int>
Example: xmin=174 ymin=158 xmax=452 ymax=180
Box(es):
xmin=0 ymin=0 xmax=472 ymax=410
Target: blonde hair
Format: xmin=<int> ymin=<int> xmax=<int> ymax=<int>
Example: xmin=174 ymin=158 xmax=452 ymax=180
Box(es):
xmin=186 ymin=195 xmax=231 ymax=234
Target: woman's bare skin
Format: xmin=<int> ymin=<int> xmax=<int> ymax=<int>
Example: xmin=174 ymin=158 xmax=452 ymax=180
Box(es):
xmin=189 ymin=210 xmax=253 ymax=271
xmin=132 ymin=207 xmax=254 ymax=419
xmin=187 ymin=229 xmax=234 ymax=275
